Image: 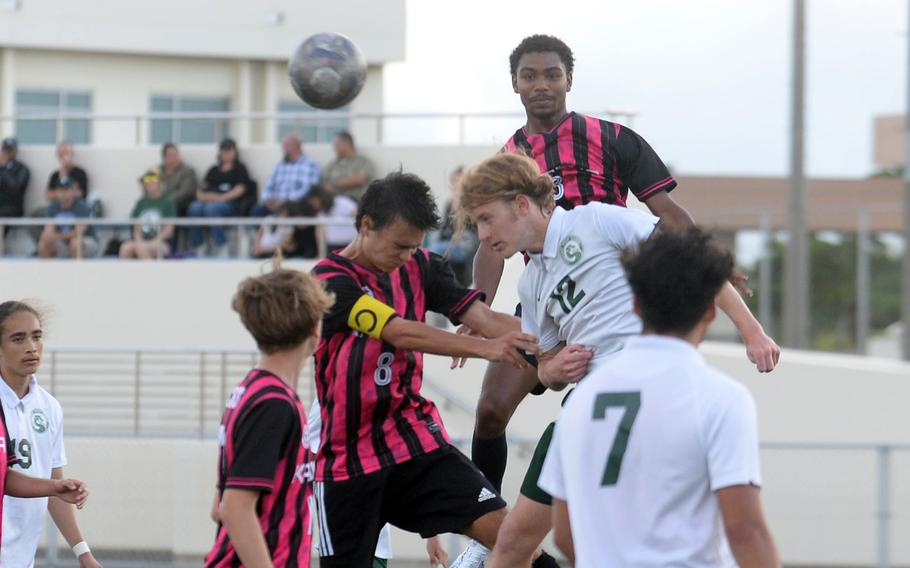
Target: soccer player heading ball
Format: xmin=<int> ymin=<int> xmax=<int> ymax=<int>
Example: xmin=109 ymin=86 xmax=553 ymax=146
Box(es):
xmin=460 ymin=37 xmax=780 ymax=566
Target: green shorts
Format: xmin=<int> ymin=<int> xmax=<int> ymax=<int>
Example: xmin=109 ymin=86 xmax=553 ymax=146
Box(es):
xmin=519 ymin=421 xmax=556 ymax=506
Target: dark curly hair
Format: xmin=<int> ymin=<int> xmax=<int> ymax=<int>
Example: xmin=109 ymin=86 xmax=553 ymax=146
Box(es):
xmin=509 ymin=35 xmax=575 ymax=75
xmin=623 ymin=228 xmax=733 ymax=335
xmin=356 ymin=171 xmax=441 ymax=232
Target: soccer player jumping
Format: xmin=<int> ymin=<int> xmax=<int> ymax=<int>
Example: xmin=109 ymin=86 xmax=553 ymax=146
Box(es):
xmin=455 ymin=151 xmax=780 ymax=567
xmin=466 ymin=34 xmax=780 ymax=531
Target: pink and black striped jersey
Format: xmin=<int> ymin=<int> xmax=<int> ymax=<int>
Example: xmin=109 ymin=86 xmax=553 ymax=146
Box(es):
xmin=0 ymin=404 xmax=14 ymax=552
xmin=504 ymin=112 xmax=677 ymax=208
xmin=312 ymin=249 xmax=484 ymax=482
xmin=206 ymin=369 xmax=312 ymax=568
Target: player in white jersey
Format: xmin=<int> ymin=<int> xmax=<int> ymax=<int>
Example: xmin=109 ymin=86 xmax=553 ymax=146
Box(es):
xmin=0 ymin=302 xmax=102 ymax=568
xmin=454 ymin=152 xmax=780 ymax=567
xmin=539 ymin=229 xmax=779 ymax=567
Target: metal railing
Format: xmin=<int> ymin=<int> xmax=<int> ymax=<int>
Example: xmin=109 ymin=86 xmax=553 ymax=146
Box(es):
xmin=33 ymin=346 xmax=910 ymax=567
xmin=0 ymin=216 xmax=350 ymax=259
xmin=0 ymin=109 xmax=638 ymax=147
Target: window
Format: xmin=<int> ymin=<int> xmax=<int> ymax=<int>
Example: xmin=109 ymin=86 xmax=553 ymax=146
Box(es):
xmin=150 ymin=95 xmax=230 ymax=145
xmin=276 ymin=99 xmax=348 ymax=144
xmin=15 ymin=89 xmax=92 ymax=145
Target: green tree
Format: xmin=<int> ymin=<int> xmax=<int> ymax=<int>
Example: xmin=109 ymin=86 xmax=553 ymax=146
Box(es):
xmin=744 ymin=234 xmax=901 ymax=352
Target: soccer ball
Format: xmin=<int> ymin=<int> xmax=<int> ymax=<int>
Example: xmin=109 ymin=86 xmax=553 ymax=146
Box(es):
xmin=288 ymin=32 xmax=367 ymax=110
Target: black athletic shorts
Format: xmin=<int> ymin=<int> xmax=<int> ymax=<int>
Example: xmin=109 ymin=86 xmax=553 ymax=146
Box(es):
xmin=315 ymin=444 xmax=506 ymax=567
xmin=514 ymin=302 xmax=547 ymax=395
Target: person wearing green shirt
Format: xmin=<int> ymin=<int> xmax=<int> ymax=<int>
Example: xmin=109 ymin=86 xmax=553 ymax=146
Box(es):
xmin=120 ymin=167 xmax=177 ymax=259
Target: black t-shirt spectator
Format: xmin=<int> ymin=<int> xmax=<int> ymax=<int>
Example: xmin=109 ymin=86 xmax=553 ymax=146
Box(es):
xmin=48 ymin=167 xmax=89 ymax=199
xmin=202 ymin=163 xmax=250 ymax=205
xmin=0 ymin=160 xmax=30 ymax=217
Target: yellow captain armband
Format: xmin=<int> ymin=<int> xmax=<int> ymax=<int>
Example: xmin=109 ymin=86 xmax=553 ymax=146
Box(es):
xmin=347 ymin=295 xmax=397 ymax=340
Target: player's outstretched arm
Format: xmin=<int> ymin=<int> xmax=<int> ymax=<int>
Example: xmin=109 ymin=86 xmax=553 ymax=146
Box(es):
xmin=716 ymin=284 xmax=780 ymax=372
xmin=472 ymin=242 xmax=506 ymax=305
xmin=381 ymin=317 xmax=539 ymax=369
xmin=642 ymin=191 xmax=696 ymax=232
xmin=537 ymin=343 xmax=592 ymax=390
xmin=551 ymin=497 xmax=575 ymax=565
xmin=458 ymin=299 xmax=521 ymax=339
xmin=220 ymin=488 xmax=275 ymax=568
xmin=717 ymin=485 xmax=780 ymax=568
xmin=48 ymin=467 xmax=103 ymax=567
xmin=6 ymin=470 xmax=88 ymax=508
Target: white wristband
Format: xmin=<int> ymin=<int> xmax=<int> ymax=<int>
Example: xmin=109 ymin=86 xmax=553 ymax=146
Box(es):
xmin=72 ymin=541 xmax=90 ymax=558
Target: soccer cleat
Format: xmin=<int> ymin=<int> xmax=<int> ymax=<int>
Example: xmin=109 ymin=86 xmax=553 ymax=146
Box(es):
xmin=449 ymin=539 xmax=490 ymax=568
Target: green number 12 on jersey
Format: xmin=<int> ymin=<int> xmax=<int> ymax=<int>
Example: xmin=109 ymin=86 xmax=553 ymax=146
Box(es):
xmin=592 ymin=392 xmax=641 ymax=486
xmin=552 ymin=275 xmax=586 ymax=314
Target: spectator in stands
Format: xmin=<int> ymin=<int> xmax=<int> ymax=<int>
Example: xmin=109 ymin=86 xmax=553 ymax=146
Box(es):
xmin=430 ymin=166 xmax=479 ymax=286
xmin=46 ymin=141 xmax=89 ymax=201
xmin=252 ymin=202 xmax=298 ymax=259
xmin=321 ymin=131 xmax=375 ymax=202
xmin=250 ymin=134 xmax=320 ymax=218
xmin=36 ymin=178 xmax=98 ymax=259
xmin=304 ymin=183 xmax=358 ymax=253
xmin=159 ymin=143 xmax=197 ymax=216
xmin=0 ymin=137 xmax=30 ymax=221
xmin=119 ymin=167 xmax=176 ymax=260
xmin=187 ymin=138 xmax=250 ymax=257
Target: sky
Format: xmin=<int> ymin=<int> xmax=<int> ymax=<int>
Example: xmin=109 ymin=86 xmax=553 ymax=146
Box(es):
xmin=383 ymin=0 xmax=907 ymax=179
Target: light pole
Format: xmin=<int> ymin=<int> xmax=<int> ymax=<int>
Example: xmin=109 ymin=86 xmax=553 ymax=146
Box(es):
xmin=784 ymin=0 xmax=810 ymax=349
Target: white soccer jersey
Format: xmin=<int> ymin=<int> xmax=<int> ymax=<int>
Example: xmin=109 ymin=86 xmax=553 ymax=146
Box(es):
xmin=538 ymin=336 xmax=762 ymax=568
xmin=0 ymin=375 xmax=67 ymax=568
xmin=519 ymin=203 xmax=658 ymax=362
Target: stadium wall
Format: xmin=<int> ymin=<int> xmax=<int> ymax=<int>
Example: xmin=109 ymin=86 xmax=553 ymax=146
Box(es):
xmin=2 ymin=260 xmax=909 ymax=565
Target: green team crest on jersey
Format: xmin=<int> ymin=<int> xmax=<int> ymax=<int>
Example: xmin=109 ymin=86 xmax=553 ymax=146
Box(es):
xmin=31 ymin=408 xmax=48 ymax=433
xmin=560 ymin=235 xmax=584 ymax=265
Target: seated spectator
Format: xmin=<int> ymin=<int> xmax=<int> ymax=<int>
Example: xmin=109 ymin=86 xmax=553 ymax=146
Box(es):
xmin=304 ymin=184 xmax=358 ymax=253
xmin=187 ymin=138 xmax=250 ymax=257
xmin=321 ymin=131 xmax=375 ymax=202
xmin=429 ymin=166 xmax=479 ymax=286
xmin=0 ymin=137 xmax=30 ymax=222
xmin=250 ymin=134 xmax=320 ymax=217
xmin=37 ymin=179 xmax=98 ymax=259
xmin=119 ymin=167 xmax=176 ymax=260
xmin=160 ymin=142 xmax=197 ymax=216
xmin=46 ymin=140 xmax=89 ymax=201
xmin=252 ymin=202 xmax=297 ymax=259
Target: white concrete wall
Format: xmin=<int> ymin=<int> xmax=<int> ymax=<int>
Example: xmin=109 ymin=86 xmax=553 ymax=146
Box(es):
xmin=0 ymin=48 xmax=386 ymax=145
xmin=0 ymin=0 xmax=405 ymax=63
xmin=2 ymin=260 xmax=910 ymax=564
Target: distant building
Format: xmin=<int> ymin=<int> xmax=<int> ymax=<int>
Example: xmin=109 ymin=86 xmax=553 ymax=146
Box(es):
xmin=0 ymin=0 xmax=404 ymax=147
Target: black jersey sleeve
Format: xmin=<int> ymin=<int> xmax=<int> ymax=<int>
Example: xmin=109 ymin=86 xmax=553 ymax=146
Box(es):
xmin=225 ymin=398 xmax=298 ymax=493
xmin=424 ymin=251 xmax=485 ymax=325
xmin=319 ymin=273 xmax=372 ymax=335
xmin=613 ymin=125 xmax=677 ymax=201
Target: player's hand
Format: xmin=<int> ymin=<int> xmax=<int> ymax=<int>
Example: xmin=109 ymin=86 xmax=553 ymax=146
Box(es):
xmin=482 ymin=332 xmax=540 ymax=369
xmin=451 ymin=325 xmax=482 ymax=369
xmin=79 ymin=553 xmax=104 ymax=568
xmin=743 ymin=328 xmax=780 ymax=373
xmin=426 ymin=535 xmax=449 ymax=567
xmin=541 ymin=344 xmax=592 ymax=388
xmin=731 ymin=271 xmax=753 ymax=298
xmin=54 ymin=478 xmax=89 ymax=509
